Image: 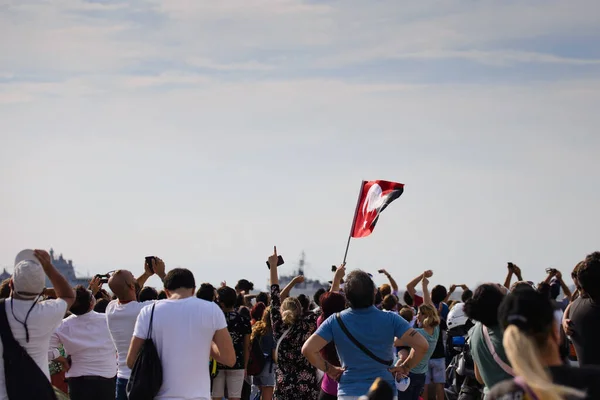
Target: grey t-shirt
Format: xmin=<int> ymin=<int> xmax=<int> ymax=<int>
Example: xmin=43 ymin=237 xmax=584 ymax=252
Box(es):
xmin=469 ymin=322 xmax=513 ymax=393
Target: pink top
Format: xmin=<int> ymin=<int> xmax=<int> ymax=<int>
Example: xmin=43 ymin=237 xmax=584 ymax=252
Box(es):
xmin=317 ymin=314 xmax=338 ymax=396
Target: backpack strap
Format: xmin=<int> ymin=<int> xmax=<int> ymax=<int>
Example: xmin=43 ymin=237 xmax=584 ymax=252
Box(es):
xmin=335 ymin=312 xmax=393 ymax=366
xmin=482 ymin=325 xmax=514 ymax=376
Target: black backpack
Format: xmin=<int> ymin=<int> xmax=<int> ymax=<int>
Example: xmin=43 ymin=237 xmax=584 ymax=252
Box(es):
xmin=246 ymin=336 xmax=266 ymax=376
xmin=127 ymin=303 xmax=163 ymax=400
xmin=0 ymin=299 xmax=58 ymax=400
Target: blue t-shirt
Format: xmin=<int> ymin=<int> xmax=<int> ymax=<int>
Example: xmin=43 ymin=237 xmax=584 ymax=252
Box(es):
xmin=411 ymin=325 xmax=440 ymax=374
xmin=315 ymin=306 xmax=410 ymax=396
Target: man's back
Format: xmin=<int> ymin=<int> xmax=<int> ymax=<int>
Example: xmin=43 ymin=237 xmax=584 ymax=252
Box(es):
xmin=52 ymin=311 xmax=117 ymax=378
xmin=0 ymin=298 xmax=67 ymax=400
xmin=133 ymin=296 xmax=227 ymax=400
xmin=106 ymin=300 xmax=153 ymax=379
xmin=569 ymin=297 xmax=600 ymax=366
xmin=315 ymin=306 xmax=410 ymax=396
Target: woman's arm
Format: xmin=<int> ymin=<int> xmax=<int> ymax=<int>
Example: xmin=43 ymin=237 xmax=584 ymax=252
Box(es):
xmin=269 ymin=247 xmax=284 ymax=336
xmin=422 ymin=276 xmax=433 ymax=307
xmin=281 ymin=275 xmax=304 ymax=301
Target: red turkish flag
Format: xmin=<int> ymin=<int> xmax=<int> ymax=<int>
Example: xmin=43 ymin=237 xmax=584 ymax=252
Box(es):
xmin=351 ymin=180 xmax=404 ymax=238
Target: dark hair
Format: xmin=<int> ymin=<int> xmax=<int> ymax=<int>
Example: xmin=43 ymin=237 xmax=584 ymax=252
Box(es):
xmin=320 ymin=292 xmax=346 ymax=318
xmin=297 ymin=294 xmax=310 ymax=314
xmin=251 ymin=302 xmax=266 ymax=322
xmin=399 ymin=306 xmax=414 ymax=322
xmin=94 ymin=298 xmax=109 ymax=313
xmin=463 ymin=284 xmax=505 ymax=327
xmin=431 ymin=285 xmax=448 ymax=305
xmin=382 ymin=294 xmax=398 ymax=311
xmin=217 ymin=286 xmax=237 ymax=309
xmin=256 ymin=292 xmax=269 ymax=305
xmin=235 ymin=279 xmax=254 ymax=293
xmin=578 ymin=252 xmax=600 ymax=301
xmin=197 ymin=283 xmax=216 ymax=302
xmin=163 ymin=268 xmax=196 ymax=291
xmin=139 ymin=286 xmax=158 ymax=302
xmin=319 ymin=292 xmax=345 ymax=367
xmin=238 ymin=306 xmax=251 ymax=319
xmin=403 ymin=291 xmax=414 ymax=306
xmin=461 ymin=289 xmax=473 ymax=303
xmin=499 ymin=285 xmax=554 ymax=335
xmin=549 ymin=281 xmax=560 ymax=300
xmin=70 ymin=286 xmax=94 ymax=315
xmin=345 ymin=270 xmax=375 ymax=309
xmin=313 ymin=288 xmax=326 ymax=307
xmin=537 ymin=282 xmax=551 ymax=300
xmin=157 ymin=290 xmax=167 ymax=300
xmin=0 ymin=279 xmax=11 ymax=299
xmin=374 ymin=289 xmax=383 ymax=306
xmin=235 ymin=293 xmax=245 ymax=308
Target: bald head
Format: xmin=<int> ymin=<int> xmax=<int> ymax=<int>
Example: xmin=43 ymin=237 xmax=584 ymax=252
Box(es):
xmin=108 ymin=270 xmax=136 ymax=301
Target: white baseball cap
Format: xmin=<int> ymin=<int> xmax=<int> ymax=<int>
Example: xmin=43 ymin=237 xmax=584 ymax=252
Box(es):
xmin=395 ymin=376 xmax=411 ymax=392
xmin=13 ymin=249 xmax=45 ymax=299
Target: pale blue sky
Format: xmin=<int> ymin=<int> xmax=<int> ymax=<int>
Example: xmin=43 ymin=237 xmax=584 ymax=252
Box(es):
xmin=1 ymin=0 xmax=599 ymax=291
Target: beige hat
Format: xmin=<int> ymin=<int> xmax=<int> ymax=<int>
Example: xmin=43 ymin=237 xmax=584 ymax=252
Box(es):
xmin=13 ymin=249 xmax=45 ymax=299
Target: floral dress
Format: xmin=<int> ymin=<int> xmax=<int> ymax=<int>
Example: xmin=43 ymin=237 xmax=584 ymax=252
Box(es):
xmin=270 ymin=284 xmax=319 ymax=400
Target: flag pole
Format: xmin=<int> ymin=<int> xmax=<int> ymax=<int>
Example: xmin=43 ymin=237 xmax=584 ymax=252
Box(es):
xmin=343 ymin=180 xmax=366 ymax=264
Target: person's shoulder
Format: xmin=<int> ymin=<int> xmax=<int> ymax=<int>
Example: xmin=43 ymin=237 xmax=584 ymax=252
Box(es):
xmin=37 ymin=298 xmax=68 ymax=317
xmin=487 ymin=378 xmax=523 ymax=399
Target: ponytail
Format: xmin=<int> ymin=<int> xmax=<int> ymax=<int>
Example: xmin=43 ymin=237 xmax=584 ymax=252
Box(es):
xmin=503 ymin=325 xmax=584 ymax=400
xmin=281 ymin=297 xmax=301 ymax=326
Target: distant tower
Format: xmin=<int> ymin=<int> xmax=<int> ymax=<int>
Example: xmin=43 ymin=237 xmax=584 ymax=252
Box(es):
xmin=298 ymin=251 xmax=305 ymax=276
xmin=49 ymin=248 xmax=55 ymax=261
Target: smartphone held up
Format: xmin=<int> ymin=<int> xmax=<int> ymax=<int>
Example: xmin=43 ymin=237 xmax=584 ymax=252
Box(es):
xmin=267 ymin=255 xmax=285 ymax=269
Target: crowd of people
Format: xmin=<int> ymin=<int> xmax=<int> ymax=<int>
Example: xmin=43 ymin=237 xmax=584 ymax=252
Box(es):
xmin=2 ymin=247 xmax=600 ymax=400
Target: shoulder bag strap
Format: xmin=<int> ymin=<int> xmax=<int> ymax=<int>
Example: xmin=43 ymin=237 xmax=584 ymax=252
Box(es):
xmin=274 ymin=328 xmax=290 ymax=364
xmin=335 ymin=312 xmax=393 ymax=366
xmin=482 ymin=325 xmax=514 ymax=376
xmin=147 ymin=303 xmax=156 ymax=340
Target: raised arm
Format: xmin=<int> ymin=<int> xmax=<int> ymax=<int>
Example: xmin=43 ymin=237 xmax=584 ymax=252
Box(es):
xmin=406 ymin=272 xmax=425 ymax=298
xmin=268 ymin=247 xmax=284 ymax=337
xmin=34 ymin=250 xmax=75 ymax=308
xmin=281 ymin=275 xmax=304 ymax=301
xmin=444 ymin=285 xmax=456 ymax=304
xmin=422 ymin=276 xmax=433 ymax=307
xmin=330 ymin=264 xmax=346 ymax=293
xmin=554 ymin=271 xmax=572 ymax=301
xmin=379 ymin=269 xmax=398 ymax=292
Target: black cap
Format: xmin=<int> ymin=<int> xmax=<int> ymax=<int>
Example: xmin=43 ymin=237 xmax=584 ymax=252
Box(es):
xmin=498 ymin=286 xmax=554 ymax=334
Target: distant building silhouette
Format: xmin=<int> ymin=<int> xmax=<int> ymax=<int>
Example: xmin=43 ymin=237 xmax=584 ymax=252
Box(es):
xmin=46 ymin=248 xmax=92 ymax=288
xmin=0 ymin=269 xmax=10 ymax=281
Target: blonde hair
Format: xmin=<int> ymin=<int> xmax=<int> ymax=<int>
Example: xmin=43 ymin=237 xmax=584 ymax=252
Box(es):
xmin=251 ymin=306 xmax=272 ymax=343
xmin=503 ymin=325 xmax=584 ymax=400
xmin=281 ymin=297 xmax=301 ymax=326
xmin=418 ymin=304 xmax=440 ymax=328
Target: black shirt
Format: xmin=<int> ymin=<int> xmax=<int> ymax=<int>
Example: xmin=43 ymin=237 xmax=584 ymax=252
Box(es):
xmin=487 ymin=364 xmax=600 ymax=399
xmin=568 ymin=297 xmax=600 ymax=366
xmin=219 ymin=310 xmax=251 ymax=370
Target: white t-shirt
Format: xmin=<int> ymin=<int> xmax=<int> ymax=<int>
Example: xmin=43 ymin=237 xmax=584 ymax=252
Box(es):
xmin=133 ymin=297 xmax=227 ymax=400
xmin=50 ymin=311 xmax=117 ymax=378
xmin=0 ymin=298 xmax=67 ymax=400
xmin=106 ymin=300 xmax=154 ymax=379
